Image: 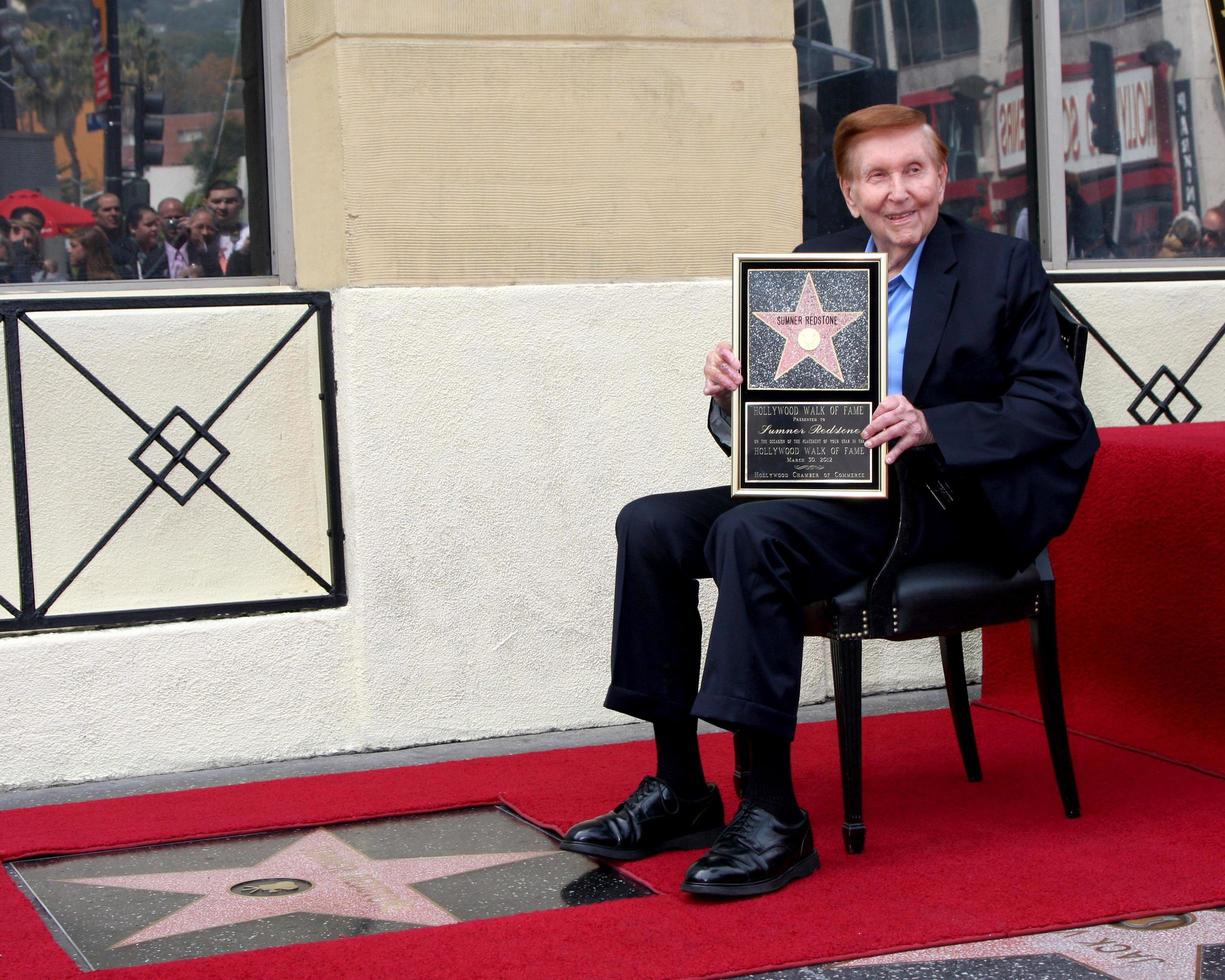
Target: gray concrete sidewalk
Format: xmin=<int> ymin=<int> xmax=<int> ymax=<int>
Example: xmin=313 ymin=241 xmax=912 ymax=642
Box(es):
xmin=0 ymin=687 xmax=964 ymax=811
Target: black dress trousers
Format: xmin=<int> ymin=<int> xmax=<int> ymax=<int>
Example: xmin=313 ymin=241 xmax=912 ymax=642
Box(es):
xmin=603 ymin=486 xmax=899 ymax=740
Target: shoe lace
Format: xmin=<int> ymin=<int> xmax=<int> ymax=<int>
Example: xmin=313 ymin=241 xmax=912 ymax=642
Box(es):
xmin=617 ymin=776 xmax=662 ymax=813
xmin=722 ymin=802 xmax=758 ymax=839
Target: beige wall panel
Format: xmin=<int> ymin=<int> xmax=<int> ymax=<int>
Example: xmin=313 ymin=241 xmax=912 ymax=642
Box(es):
xmin=328 ymin=39 xmax=800 ymax=286
xmin=284 ymin=0 xmax=337 ymax=58
xmin=286 ymin=0 xmax=792 ymax=57
xmin=287 ymin=43 xmax=348 ymax=288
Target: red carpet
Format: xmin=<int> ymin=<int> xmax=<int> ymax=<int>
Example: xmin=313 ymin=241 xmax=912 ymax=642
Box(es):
xmin=981 ymin=422 xmax=1225 ymax=775
xmin=4 ymin=707 xmax=1225 ymax=978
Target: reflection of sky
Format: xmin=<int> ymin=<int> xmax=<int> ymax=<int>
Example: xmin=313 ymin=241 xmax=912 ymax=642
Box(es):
xmin=747 ymin=268 xmax=870 ymax=391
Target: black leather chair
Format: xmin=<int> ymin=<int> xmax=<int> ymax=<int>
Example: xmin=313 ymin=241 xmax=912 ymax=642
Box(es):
xmin=800 ymin=297 xmax=1088 ymax=855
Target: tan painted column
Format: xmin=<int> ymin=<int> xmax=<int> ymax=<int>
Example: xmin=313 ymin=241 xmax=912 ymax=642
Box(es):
xmin=283 ymin=1 xmax=801 ymax=288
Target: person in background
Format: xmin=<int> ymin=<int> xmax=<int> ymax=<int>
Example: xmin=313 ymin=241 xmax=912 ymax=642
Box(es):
xmin=67 ymin=226 xmax=121 ymax=281
xmin=92 ymin=192 xmax=129 ymax=270
xmin=158 ymin=197 xmax=208 ymax=279
xmin=800 ymin=104 xmax=852 ymax=240
xmin=156 ymin=197 xmax=186 ymax=226
xmin=1066 ymin=172 xmax=1110 ymax=258
xmin=205 ymin=179 xmax=250 ymax=274
xmin=11 ymin=205 xmax=45 ymax=234
xmin=121 ymin=205 xmax=168 ymax=280
xmin=8 ymin=207 xmax=63 ymax=282
xmin=6 ymin=216 xmax=37 ymax=282
xmin=1156 ymin=210 xmax=1200 ymax=259
xmin=0 ymin=236 xmax=17 ymax=284
xmin=1200 ymin=206 xmax=1224 ymax=258
xmin=186 ymin=207 xmax=224 ymax=277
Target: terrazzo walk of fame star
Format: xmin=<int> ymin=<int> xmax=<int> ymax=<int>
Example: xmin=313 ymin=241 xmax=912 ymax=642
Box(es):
xmin=738 ymin=908 xmax=1225 ymax=980
xmin=747 ymin=268 xmax=869 ymax=390
xmin=5 ymin=806 xmax=650 ymax=970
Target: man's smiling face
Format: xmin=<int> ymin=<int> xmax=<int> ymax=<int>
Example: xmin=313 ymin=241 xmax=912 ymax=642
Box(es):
xmin=839 ymin=124 xmax=947 ymax=268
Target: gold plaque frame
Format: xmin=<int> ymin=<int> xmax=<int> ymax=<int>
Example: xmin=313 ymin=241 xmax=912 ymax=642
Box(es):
xmin=731 ymin=253 xmax=889 ymax=499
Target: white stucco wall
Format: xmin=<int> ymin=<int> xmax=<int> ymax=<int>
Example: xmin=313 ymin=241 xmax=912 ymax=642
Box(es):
xmin=3 ymin=272 xmax=1221 ymax=790
xmin=0 ymin=280 xmax=956 ymax=790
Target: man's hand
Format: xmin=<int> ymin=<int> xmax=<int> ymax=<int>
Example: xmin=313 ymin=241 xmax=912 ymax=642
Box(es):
xmin=862 ymin=395 xmax=934 ymax=464
xmin=703 ymin=341 xmax=742 ymax=411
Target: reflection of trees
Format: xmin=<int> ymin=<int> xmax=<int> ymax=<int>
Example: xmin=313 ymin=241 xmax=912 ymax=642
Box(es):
xmin=14 ymin=22 xmax=91 ymax=195
xmin=120 ymin=16 xmax=163 ymax=86
xmin=163 ymin=51 xmax=238 ymax=113
xmin=186 ymin=111 xmax=245 ymax=188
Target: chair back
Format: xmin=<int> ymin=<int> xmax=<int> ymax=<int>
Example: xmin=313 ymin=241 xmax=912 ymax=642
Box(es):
xmin=1050 ymin=288 xmax=1088 ymax=382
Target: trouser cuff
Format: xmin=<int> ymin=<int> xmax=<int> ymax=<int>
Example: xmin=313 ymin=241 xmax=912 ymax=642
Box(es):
xmin=690 ymin=691 xmax=796 ymax=740
xmin=604 ymin=685 xmax=694 ymax=723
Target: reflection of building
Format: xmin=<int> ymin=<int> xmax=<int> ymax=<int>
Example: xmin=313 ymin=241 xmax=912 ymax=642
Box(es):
xmin=811 ymin=0 xmax=1225 ymax=257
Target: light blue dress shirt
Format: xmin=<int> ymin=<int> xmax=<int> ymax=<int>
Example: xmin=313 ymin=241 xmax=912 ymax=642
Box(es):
xmin=867 ymin=235 xmax=926 ymax=397
xmin=710 ymin=236 xmax=929 ymax=445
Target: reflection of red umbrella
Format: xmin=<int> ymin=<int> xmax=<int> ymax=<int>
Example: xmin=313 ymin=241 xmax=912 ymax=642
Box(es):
xmin=0 ymin=189 xmax=96 ymax=236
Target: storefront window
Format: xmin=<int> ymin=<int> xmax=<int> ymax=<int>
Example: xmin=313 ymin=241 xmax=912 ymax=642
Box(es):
xmin=795 ymin=0 xmax=834 ymax=43
xmin=0 ymin=0 xmax=272 ymax=284
xmin=891 ymin=0 xmax=980 ymax=66
xmin=1058 ymin=0 xmax=1225 ymax=261
xmin=851 ymin=0 xmax=889 ymax=68
xmin=799 ymin=0 xmax=1223 ymax=265
xmin=799 ymin=0 xmax=1005 ymax=242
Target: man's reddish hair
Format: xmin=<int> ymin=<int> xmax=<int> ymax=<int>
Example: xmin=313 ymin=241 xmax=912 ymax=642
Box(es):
xmin=833 ymin=104 xmax=949 ymax=181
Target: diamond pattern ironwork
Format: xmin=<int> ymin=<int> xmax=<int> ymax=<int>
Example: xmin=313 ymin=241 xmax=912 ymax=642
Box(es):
xmin=1127 ymin=365 xmax=1202 ymax=426
xmin=129 ymin=406 xmax=230 ymax=506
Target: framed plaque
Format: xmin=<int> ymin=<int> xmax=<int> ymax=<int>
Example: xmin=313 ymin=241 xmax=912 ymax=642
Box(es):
xmin=731 ymin=253 xmax=888 ymax=498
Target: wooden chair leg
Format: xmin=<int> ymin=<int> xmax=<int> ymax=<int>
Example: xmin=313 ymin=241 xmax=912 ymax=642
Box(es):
xmin=1030 ymin=582 xmax=1081 ymax=818
xmin=830 ymin=637 xmax=866 ymax=854
xmin=939 ymin=632 xmax=983 ymax=782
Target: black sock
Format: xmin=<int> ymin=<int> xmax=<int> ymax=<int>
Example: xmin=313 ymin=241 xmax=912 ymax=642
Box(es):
xmin=653 ymin=717 xmax=707 ymax=798
xmin=739 ymin=730 xmax=803 ymax=823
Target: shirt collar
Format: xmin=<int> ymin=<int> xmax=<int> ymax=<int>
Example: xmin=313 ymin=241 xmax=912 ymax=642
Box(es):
xmin=865 ymin=234 xmax=927 ymax=291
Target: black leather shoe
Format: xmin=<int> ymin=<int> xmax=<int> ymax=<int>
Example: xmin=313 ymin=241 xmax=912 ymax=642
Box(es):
xmin=560 ymin=776 xmax=724 ymax=861
xmin=681 ymin=801 xmax=819 ymax=897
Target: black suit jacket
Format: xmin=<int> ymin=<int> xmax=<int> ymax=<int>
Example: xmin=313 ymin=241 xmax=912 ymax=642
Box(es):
xmin=784 ymin=214 xmax=1097 ymax=569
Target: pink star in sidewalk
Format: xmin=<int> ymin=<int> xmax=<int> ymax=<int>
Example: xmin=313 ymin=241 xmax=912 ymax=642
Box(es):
xmin=58 ymin=828 xmax=552 ymax=948
xmin=752 ymin=272 xmax=864 ymax=382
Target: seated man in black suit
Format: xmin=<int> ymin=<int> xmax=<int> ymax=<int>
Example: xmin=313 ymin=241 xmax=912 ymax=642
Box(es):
xmin=560 ymin=104 xmax=1098 ymax=897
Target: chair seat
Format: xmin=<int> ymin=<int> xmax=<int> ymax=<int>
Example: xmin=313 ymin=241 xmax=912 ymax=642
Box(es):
xmin=804 ymin=559 xmax=1043 ymax=641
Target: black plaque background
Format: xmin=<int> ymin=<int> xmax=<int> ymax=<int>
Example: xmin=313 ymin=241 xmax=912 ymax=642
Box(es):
xmin=734 ymin=256 xmax=886 ymax=497
xmin=744 ymin=402 xmax=872 ymax=482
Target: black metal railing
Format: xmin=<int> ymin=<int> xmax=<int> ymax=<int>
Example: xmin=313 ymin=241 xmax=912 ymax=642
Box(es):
xmin=1052 ymin=284 xmax=1224 ymax=425
xmin=0 ymin=292 xmax=345 ymax=633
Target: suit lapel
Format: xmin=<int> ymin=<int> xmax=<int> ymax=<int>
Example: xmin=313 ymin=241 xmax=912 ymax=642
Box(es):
xmin=902 ymin=216 xmax=958 ymax=399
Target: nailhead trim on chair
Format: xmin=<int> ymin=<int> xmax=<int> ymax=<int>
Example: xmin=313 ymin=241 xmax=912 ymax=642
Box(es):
xmin=834 ymin=610 xmax=870 ymax=640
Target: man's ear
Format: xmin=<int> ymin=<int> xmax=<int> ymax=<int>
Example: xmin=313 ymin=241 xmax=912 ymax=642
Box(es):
xmin=840 ymin=178 xmax=859 ymax=218
xmin=937 ymin=163 xmax=948 ymax=206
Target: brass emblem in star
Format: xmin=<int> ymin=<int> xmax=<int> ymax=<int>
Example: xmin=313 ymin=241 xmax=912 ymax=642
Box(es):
xmin=752 ymin=273 xmax=864 ymax=382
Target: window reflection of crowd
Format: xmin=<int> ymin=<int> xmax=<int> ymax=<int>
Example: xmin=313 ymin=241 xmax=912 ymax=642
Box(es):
xmin=1 ymin=179 xmax=256 ymax=284
xmin=80 ymin=179 xmax=253 ymax=282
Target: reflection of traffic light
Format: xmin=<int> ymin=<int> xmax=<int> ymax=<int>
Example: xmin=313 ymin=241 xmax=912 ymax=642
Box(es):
xmin=1088 ymin=41 xmax=1119 ymax=156
xmin=133 ymin=82 xmax=165 ymax=174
